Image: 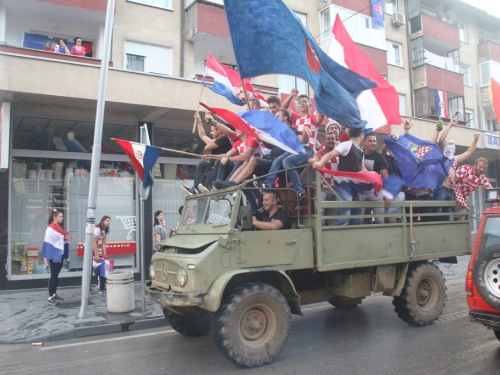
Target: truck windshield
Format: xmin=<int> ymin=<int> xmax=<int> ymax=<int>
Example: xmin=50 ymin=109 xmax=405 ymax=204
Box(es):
xmin=180 ymin=194 xmax=234 ymax=227
xmin=479 ymin=216 xmax=500 ymax=252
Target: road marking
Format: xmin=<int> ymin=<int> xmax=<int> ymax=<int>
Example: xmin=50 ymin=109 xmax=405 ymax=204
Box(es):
xmin=41 ymin=329 xmax=177 ymax=350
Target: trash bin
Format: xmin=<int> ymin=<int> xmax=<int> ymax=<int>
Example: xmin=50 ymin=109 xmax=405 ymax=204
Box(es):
xmin=107 ymin=271 xmax=135 ymax=313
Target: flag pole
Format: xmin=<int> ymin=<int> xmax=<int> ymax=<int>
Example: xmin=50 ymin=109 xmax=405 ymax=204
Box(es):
xmin=192 ymin=85 xmax=205 ymax=133
xmin=110 ymin=138 xmax=202 ymax=158
xmin=79 ymin=0 xmax=116 ymax=319
xmin=139 ymin=124 xmax=149 ymax=312
xmin=241 ymin=79 xmax=251 ymax=110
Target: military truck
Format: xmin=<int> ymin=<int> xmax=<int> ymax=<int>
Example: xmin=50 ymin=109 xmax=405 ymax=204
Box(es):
xmin=144 ymin=170 xmax=470 ymax=367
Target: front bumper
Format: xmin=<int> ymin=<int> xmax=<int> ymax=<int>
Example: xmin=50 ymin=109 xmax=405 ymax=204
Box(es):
xmin=143 ymin=281 xmax=204 ymax=308
xmin=469 ymin=311 xmax=500 ymax=328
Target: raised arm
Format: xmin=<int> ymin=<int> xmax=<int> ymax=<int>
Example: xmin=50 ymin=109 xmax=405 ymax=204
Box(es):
xmin=282 ymin=88 xmax=298 ymax=110
xmin=206 ymin=112 xmax=237 ymax=141
xmin=455 ymin=133 xmax=479 ymax=164
xmin=438 ymin=117 xmax=458 ymax=145
xmin=195 ymin=112 xmax=212 ymax=145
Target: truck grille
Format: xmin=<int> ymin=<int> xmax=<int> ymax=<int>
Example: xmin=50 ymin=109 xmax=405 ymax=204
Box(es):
xmin=153 ymin=259 xmax=180 ymax=288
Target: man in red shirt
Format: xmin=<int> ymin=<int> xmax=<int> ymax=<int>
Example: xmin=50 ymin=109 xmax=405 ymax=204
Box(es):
xmin=282 ymin=88 xmax=324 ymax=150
xmin=454 ymin=157 xmax=493 ymax=203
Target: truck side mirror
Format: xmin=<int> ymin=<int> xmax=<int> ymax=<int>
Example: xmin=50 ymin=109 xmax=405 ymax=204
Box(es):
xmin=239 ymin=206 xmax=253 ymax=229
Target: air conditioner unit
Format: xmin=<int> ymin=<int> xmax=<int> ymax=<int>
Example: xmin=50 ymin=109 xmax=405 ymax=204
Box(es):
xmin=392 ymin=12 xmax=405 ymax=27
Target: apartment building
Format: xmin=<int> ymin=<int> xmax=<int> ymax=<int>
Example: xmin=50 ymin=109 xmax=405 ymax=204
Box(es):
xmin=0 ymin=0 xmax=498 ymax=289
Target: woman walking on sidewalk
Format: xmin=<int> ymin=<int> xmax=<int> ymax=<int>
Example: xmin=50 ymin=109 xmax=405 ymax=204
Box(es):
xmin=41 ymin=209 xmax=70 ymax=306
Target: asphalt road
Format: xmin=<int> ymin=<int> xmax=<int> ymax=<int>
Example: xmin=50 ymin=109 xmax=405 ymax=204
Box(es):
xmin=1 ymin=277 xmax=499 ymax=375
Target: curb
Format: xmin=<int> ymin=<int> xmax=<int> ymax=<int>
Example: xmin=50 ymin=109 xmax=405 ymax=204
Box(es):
xmin=0 ymin=316 xmax=167 ymax=345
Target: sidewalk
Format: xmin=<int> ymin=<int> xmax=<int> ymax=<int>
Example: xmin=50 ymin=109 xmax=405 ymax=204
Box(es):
xmin=0 ymin=282 xmax=166 ymax=344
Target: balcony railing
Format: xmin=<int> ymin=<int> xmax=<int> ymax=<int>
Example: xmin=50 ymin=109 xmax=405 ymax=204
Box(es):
xmin=413 ymin=64 xmax=464 ymax=96
xmin=410 ymin=13 xmax=460 ymax=49
xmin=478 ymin=41 xmax=500 ymax=64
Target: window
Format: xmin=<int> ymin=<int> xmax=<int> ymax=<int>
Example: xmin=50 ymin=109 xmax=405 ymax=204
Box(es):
xmin=456 ymin=21 xmax=467 ymax=43
xmin=411 ymin=37 xmax=424 ymax=68
xmin=398 ymin=94 xmax=406 ymax=116
xmin=319 ymin=5 xmax=385 ymax=50
xmin=486 ymin=119 xmax=498 ymax=132
xmin=465 ymin=109 xmax=475 ymax=128
xmin=387 ymin=40 xmax=403 ymax=67
xmin=448 ymin=97 xmax=464 ymax=120
xmin=385 ymin=0 xmax=398 ymax=15
xmin=277 ymin=75 xmax=308 ymax=96
xmin=128 ymin=0 xmax=172 ymax=10
xmin=124 ymin=41 xmax=173 ymax=76
xmin=462 ymin=65 xmax=471 ymax=86
xmin=479 ymin=61 xmax=500 ymax=87
xmin=446 ymin=50 xmax=461 ymax=73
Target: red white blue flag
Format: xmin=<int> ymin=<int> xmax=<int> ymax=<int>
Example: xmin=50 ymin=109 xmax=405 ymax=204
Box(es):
xmin=371 ymin=0 xmax=384 ymax=28
xmin=201 ymin=103 xmax=304 ymax=154
xmin=328 ymin=15 xmax=401 ymax=132
xmin=314 ymin=168 xmax=383 ymax=195
xmin=203 ymin=53 xmax=266 ymax=107
xmin=113 ymin=139 xmax=161 ymax=189
xmin=435 ymin=90 xmax=448 ymax=118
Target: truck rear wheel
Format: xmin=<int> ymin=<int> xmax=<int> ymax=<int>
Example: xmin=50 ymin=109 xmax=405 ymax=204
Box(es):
xmin=473 ymin=245 xmax=500 ymax=311
xmin=211 ymin=282 xmax=292 ymax=367
xmin=392 ymin=262 xmax=446 ymax=326
xmin=327 ymin=296 xmax=364 ymax=309
xmin=163 ymin=307 xmax=212 ymax=337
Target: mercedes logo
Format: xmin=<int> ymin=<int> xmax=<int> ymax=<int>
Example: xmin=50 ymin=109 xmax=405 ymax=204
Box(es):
xmin=161 ymin=263 xmax=169 ymax=281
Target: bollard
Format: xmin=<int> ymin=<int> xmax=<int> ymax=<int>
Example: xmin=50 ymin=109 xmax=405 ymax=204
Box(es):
xmin=106 ymin=271 xmax=135 ymax=313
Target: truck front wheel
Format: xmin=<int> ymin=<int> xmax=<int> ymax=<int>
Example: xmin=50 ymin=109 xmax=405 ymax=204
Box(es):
xmin=211 ymin=282 xmax=292 ymax=367
xmin=163 ymin=307 xmax=212 ymax=337
xmin=392 ymin=262 xmax=446 ymax=326
xmin=327 ymin=295 xmax=364 ymax=309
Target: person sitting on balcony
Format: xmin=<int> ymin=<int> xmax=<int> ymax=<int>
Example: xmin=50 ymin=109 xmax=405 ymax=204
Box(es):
xmin=71 ymin=37 xmax=86 ymax=56
xmin=53 ymin=38 xmax=70 ymax=54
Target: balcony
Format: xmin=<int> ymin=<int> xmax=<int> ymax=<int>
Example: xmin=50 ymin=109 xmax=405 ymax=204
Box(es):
xmin=357 ymin=44 xmax=388 ymax=76
xmin=186 ymin=0 xmax=229 ymax=41
xmin=478 ymin=41 xmax=500 ymax=64
xmin=413 ymin=64 xmax=464 ymax=96
xmin=410 ymin=13 xmax=460 ymax=52
xmin=0 ymin=0 xmax=107 ymax=58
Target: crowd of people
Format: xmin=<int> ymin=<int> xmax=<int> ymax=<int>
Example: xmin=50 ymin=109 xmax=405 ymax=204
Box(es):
xmin=53 ymin=37 xmax=87 ymax=56
xmin=181 ymin=88 xmax=495 ymax=228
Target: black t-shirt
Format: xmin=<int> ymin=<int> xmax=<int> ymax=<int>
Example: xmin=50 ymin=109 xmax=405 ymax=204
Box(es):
xmin=259 ymin=208 xmax=291 ymax=230
xmin=211 ymin=136 xmax=232 ymax=155
xmin=363 ymin=151 xmax=388 ymax=174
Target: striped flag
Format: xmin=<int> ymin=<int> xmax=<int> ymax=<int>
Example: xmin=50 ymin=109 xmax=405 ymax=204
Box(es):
xmin=113 ymin=139 xmax=161 ymax=189
xmin=203 ymin=53 xmax=267 ymax=107
xmin=327 ymin=15 xmax=401 ymax=132
xmin=435 ymin=90 xmax=448 ymax=118
xmin=314 ymin=168 xmax=382 ymax=195
xmin=490 ymin=77 xmax=500 ymax=121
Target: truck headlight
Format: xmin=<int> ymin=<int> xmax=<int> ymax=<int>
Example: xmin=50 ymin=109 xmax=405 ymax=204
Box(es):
xmin=178 ymin=268 xmax=188 ymax=287
xmin=149 ymin=264 xmax=155 ymax=279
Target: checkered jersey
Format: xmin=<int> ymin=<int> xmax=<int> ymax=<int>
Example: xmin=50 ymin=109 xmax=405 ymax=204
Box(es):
xmin=455 ymin=165 xmax=491 ymax=200
xmin=291 ymin=113 xmax=318 ymax=149
xmin=232 ymin=136 xmax=262 ymax=158
xmin=315 ymin=149 xmax=338 ymax=191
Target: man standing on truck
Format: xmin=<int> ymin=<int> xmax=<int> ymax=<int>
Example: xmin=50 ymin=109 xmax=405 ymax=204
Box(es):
xmin=312 ymin=127 xmax=366 ymax=226
xmin=252 ymin=191 xmax=290 ymax=230
xmin=454 ymin=157 xmax=495 ymax=211
xmin=358 ymin=133 xmax=390 ymax=224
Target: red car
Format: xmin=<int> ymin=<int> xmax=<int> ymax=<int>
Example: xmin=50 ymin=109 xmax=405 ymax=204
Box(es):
xmin=466 ymin=189 xmax=500 ymax=339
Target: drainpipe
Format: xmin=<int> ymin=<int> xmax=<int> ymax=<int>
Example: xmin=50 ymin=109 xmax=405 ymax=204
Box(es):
xmin=180 ymin=0 xmax=185 ymax=78
xmin=405 ymin=0 xmax=415 ymax=117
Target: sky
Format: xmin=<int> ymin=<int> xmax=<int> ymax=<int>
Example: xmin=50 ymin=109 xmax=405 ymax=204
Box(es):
xmin=461 ymin=0 xmax=500 ymax=19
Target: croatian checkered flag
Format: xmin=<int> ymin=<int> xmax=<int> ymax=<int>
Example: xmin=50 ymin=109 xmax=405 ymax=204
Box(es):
xmin=416 ymin=146 xmax=431 ymax=159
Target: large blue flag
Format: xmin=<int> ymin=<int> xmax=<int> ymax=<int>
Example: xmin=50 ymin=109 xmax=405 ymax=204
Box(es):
xmin=384 ymin=134 xmax=453 ymax=190
xmin=223 ymin=0 xmax=377 ymax=129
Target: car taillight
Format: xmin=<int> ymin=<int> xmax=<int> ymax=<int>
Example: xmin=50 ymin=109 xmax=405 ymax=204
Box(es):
xmin=466 ymin=269 xmax=473 ymax=296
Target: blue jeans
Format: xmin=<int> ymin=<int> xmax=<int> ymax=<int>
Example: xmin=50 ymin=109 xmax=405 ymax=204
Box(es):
xmin=432 ymin=187 xmax=455 ymax=221
xmin=334 ymin=183 xmax=361 ymax=226
xmin=263 ymin=148 xmax=313 ymax=192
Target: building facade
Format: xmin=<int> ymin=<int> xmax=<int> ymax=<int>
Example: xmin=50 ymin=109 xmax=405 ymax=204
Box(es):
xmin=0 ymin=0 xmax=498 ymax=289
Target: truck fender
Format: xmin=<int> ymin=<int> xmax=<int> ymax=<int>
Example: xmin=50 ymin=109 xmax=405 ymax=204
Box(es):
xmin=202 ymin=267 xmax=303 ymax=315
xmin=383 ymin=263 xmax=410 ymax=297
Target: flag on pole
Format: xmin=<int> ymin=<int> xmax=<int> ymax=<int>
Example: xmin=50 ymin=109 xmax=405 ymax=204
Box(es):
xmin=435 ymin=90 xmax=449 ymax=118
xmin=328 ymin=15 xmax=401 ymax=132
xmin=223 ymin=0 xmax=377 ymax=128
xmin=203 ymin=53 xmax=267 ymax=107
xmin=113 ymin=139 xmax=161 ymax=189
xmin=384 ymin=134 xmax=453 ymax=190
xmin=490 ymin=77 xmax=500 ymax=121
xmin=371 ymin=0 xmax=384 ymax=28
xmin=200 ymin=103 xmax=304 ymax=154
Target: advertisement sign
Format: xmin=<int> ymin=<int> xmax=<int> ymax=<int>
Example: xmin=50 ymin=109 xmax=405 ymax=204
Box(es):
xmin=0 ymin=102 xmax=11 ymax=171
xmin=484 ymin=133 xmax=499 ymax=150
xmin=77 ymin=241 xmax=137 ymax=256
xmin=23 ymin=32 xmax=75 ymax=51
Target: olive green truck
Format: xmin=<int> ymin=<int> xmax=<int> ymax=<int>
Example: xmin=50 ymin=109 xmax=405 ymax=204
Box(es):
xmin=144 ymin=174 xmax=470 ymax=367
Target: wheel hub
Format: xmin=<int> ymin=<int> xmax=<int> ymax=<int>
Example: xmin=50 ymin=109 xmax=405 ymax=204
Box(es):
xmin=241 ymin=310 xmax=267 ymax=341
xmin=484 ymin=259 xmax=500 ymax=298
xmin=416 ymin=280 xmax=433 ymax=308
xmin=238 ymin=304 xmax=277 ymax=349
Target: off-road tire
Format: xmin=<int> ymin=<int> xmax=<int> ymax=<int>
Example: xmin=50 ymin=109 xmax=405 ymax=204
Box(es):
xmin=163 ymin=307 xmax=212 ymax=337
xmin=211 ymin=282 xmax=292 ymax=368
xmin=327 ymin=295 xmax=365 ymax=309
xmin=392 ymin=262 xmax=446 ymax=326
xmin=473 ymin=245 xmax=500 ymax=311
